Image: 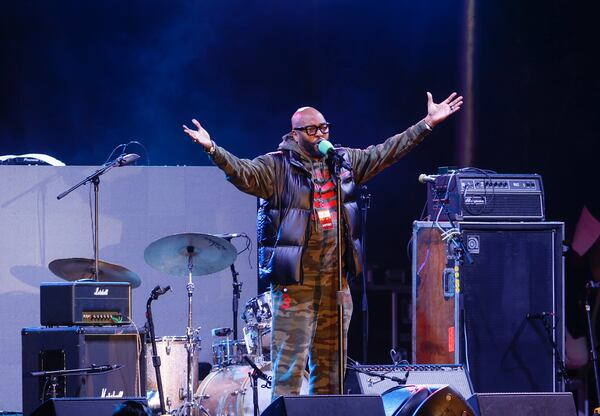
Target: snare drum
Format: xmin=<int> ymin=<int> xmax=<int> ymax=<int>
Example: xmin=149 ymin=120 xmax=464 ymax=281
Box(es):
xmin=241 ymin=291 xmax=272 ymax=326
xmin=196 ymin=362 xmax=309 ymax=416
xmin=146 ymin=335 xmax=201 ymax=412
xmin=212 ymin=339 xmax=246 ymax=367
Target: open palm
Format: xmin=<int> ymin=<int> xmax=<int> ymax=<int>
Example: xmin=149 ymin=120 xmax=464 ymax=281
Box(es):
xmin=425 ymin=92 xmax=463 ymax=127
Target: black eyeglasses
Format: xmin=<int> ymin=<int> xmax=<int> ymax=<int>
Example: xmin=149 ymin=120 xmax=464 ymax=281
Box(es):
xmin=293 ymin=123 xmax=331 ymax=136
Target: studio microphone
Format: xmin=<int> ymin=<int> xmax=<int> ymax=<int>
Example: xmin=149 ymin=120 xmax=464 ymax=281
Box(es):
xmin=316 ymin=140 xmax=352 ymax=170
xmin=151 ymin=285 xmax=172 ymax=298
xmin=418 ymin=173 xmax=438 ymax=184
xmin=526 ymin=311 xmax=556 ymax=320
xmin=89 ymin=364 xmax=123 ymax=373
xmin=242 ymin=354 xmax=271 ymax=386
xmin=115 ymin=153 xmax=140 ymax=167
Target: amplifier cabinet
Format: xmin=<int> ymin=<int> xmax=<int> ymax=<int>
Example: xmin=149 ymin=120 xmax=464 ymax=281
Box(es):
xmin=412 ymin=221 xmax=565 ymax=393
xmin=40 ymin=282 xmax=131 ymax=326
xmin=346 ymin=364 xmax=474 ymax=401
xmin=21 ymin=325 xmax=145 ymax=416
xmin=426 ymin=173 xmax=545 ymax=221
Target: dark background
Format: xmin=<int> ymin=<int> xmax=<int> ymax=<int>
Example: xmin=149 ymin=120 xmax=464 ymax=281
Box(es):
xmin=1 ymin=1 xmax=598 ymax=364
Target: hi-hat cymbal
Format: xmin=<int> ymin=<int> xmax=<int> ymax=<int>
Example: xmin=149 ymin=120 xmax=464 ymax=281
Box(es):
xmin=144 ymin=233 xmax=237 ymax=277
xmin=48 ymin=258 xmax=141 ymax=288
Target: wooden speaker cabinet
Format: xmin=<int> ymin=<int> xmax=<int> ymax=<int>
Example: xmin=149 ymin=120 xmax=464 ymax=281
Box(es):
xmin=412 ymin=221 xmax=565 ymax=393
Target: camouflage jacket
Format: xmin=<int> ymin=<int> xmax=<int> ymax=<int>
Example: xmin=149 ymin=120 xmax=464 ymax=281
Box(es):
xmin=209 ymin=120 xmax=431 ymax=285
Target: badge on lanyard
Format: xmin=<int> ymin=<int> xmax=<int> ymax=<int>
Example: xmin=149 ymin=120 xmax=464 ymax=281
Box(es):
xmin=316 ymin=208 xmax=334 ymax=230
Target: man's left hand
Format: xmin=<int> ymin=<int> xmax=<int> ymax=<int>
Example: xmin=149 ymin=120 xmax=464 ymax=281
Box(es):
xmin=423 ymin=92 xmax=463 ymax=128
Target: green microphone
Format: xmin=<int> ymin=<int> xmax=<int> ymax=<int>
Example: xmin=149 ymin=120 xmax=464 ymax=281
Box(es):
xmin=317 ymin=139 xmax=335 ymax=157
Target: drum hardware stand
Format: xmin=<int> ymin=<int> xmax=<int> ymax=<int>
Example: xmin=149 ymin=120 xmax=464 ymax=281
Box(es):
xmin=146 ymin=285 xmax=172 ymax=416
xmin=230 ymin=262 xmax=242 ymax=341
xmin=183 ymin=246 xmax=198 ymax=416
xmin=243 ymin=355 xmax=271 ymax=416
xmin=56 ymin=153 xmax=139 ymax=280
xmin=219 ymin=233 xmax=244 ymax=341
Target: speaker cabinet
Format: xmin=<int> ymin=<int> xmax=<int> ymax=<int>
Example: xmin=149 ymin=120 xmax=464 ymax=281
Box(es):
xmin=22 ymin=326 xmax=145 ymax=416
xmin=468 ymin=392 xmax=576 ymax=416
xmin=31 ymin=397 xmax=149 ymax=416
xmin=412 ymin=221 xmax=565 ymax=393
xmin=345 ymin=364 xmax=473 ymax=400
xmin=261 ymin=395 xmax=385 ymax=416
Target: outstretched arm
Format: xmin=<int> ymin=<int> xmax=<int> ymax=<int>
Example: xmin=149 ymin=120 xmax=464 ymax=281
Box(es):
xmin=349 ymin=92 xmax=463 ymax=184
xmin=182 ymin=118 xmax=275 ymax=199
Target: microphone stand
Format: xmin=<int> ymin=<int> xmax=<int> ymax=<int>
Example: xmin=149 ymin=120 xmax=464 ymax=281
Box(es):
xmin=146 ymin=288 xmax=168 ymax=416
xmin=56 ymin=154 xmax=137 ymax=280
xmin=243 ymin=355 xmax=271 ymax=416
xmin=347 ymin=365 xmax=408 ymax=386
xmin=359 ymin=186 xmax=371 ymax=364
xmin=585 ymin=282 xmax=600 ymax=410
xmin=529 ymin=314 xmax=569 ymax=386
xmin=331 ymin=153 xmax=347 ymax=395
xmin=31 ymin=365 xmax=122 ymax=402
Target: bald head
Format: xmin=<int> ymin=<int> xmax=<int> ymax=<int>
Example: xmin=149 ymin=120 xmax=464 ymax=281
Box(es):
xmin=289 ymin=106 xmax=329 ymax=159
xmin=291 ymin=107 xmax=325 ymax=129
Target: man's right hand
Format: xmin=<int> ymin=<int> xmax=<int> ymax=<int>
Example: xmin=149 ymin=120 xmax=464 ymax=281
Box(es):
xmin=182 ymin=118 xmax=212 ymax=150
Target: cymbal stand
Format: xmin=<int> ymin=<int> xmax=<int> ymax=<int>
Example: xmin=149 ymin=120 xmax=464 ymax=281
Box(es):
xmin=184 ymin=246 xmax=196 ymax=416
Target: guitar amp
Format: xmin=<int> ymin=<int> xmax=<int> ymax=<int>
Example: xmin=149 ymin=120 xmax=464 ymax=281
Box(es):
xmin=40 ymin=281 xmax=131 ymax=326
xmin=426 ymin=172 xmax=544 ymax=222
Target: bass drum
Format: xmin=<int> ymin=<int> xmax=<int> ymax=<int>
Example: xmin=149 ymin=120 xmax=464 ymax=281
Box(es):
xmin=196 ymin=362 xmax=309 ymax=416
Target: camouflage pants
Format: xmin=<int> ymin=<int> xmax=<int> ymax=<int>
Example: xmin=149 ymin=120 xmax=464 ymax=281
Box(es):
xmin=270 ymin=231 xmax=353 ymax=399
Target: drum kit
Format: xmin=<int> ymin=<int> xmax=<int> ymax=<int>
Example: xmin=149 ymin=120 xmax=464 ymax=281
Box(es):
xmin=48 ymin=232 xmax=298 ymax=416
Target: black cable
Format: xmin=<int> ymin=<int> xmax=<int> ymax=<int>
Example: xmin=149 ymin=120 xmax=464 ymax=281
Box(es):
xmin=236 ymin=233 xmax=254 ymax=270
xmin=123 ymin=140 xmax=151 ymax=166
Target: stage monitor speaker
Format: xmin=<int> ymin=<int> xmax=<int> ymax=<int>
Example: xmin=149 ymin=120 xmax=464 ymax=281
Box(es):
xmin=412 ymin=221 xmax=565 ymax=393
xmin=261 ymin=395 xmax=385 ymax=416
xmin=382 ymin=384 xmax=475 ymax=416
xmin=21 ymin=326 xmax=145 ymax=416
xmin=345 ymin=364 xmax=473 ymax=401
xmin=467 ymin=392 xmax=576 ymax=416
xmin=30 ymin=397 xmax=149 ymax=416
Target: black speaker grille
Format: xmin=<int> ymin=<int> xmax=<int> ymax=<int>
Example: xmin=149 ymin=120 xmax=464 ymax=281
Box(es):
xmin=460 ymin=224 xmax=562 ymax=393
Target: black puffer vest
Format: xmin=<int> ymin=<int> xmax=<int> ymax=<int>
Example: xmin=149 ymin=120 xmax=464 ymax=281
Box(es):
xmin=257 ymin=148 xmax=362 ymax=285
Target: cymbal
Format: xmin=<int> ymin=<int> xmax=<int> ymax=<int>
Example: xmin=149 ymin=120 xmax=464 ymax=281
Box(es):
xmin=144 ymin=233 xmax=237 ymax=277
xmin=48 ymin=258 xmax=141 ymax=288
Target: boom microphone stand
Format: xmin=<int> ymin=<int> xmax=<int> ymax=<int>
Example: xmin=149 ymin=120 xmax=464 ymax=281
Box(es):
xmin=56 ymin=153 xmax=139 ymax=279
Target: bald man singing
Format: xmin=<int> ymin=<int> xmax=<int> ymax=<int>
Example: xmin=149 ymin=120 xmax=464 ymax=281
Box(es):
xmin=183 ymin=92 xmax=462 ymax=399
